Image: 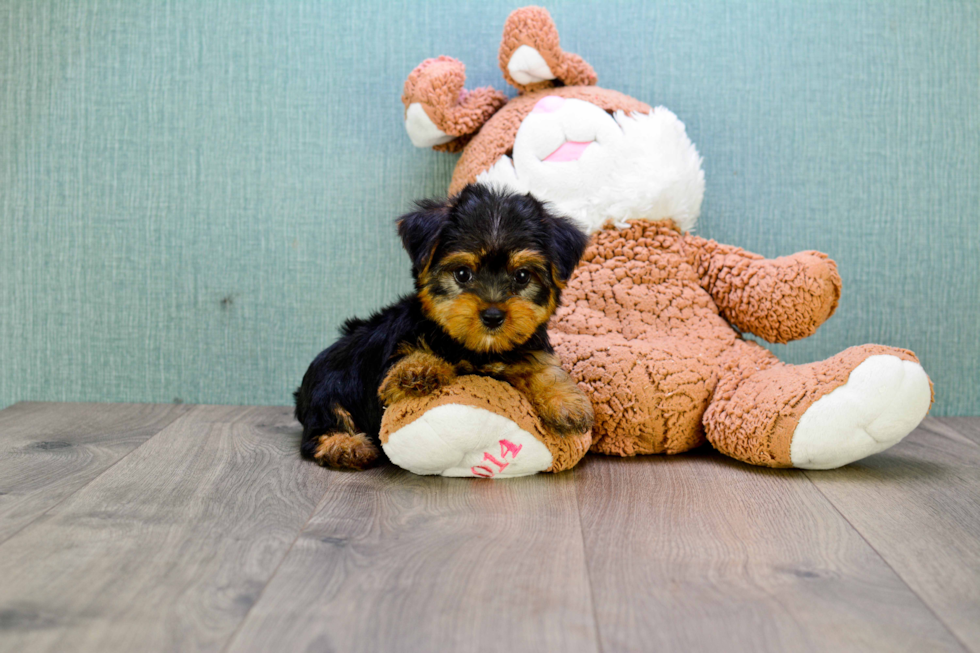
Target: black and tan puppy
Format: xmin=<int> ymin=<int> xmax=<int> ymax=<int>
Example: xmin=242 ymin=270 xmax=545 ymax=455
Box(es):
xmin=294 ymin=183 xmax=592 ymax=470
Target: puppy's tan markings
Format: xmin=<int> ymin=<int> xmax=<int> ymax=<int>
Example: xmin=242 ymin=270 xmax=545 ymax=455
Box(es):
xmin=440 ymin=251 xmax=481 ymax=271
xmin=420 ymin=247 xmax=560 ymax=354
xmin=333 ymin=404 xmax=358 ymax=434
xmin=508 ymin=249 xmax=547 ymax=271
xmin=479 ymin=361 xmax=507 ymax=376
xmin=509 ymin=250 xmax=559 ymax=294
xmin=501 ymin=352 xmax=594 ymax=435
xmin=314 ymin=405 xmax=379 ymax=470
xmin=379 ymin=344 xmax=457 ymax=406
xmin=550 ymin=267 xmax=568 ymax=290
xmin=314 ymin=433 xmax=379 ymax=470
xmin=500 ymin=295 xmax=554 ymax=347
xmin=425 ymin=291 xmax=555 ymax=354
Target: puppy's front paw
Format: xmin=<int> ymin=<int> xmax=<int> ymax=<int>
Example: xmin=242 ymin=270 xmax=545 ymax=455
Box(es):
xmin=314 ymin=432 xmax=379 ymax=470
xmin=379 ymin=353 xmax=456 ymax=406
xmin=536 ymin=388 xmax=594 ymax=436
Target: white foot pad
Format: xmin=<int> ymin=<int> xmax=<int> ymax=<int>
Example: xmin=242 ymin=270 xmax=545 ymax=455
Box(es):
xmin=382 ymin=404 xmax=553 ymax=478
xmin=790 ymin=355 xmax=931 ymax=470
xmin=404 ymin=102 xmax=455 ymax=148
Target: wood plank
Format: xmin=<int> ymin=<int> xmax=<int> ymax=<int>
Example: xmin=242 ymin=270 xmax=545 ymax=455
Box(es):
xmin=575 ymin=452 xmax=966 ymax=653
xmin=0 ymin=405 xmax=330 ymax=653
xmin=0 ymin=402 xmax=189 ymax=543
xmin=226 ymin=467 xmax=600 ymax=653
xmin=933 ymin=416 xmax=980 ymax=447
xmin=806 ymin=417 xmax=980 ymax=652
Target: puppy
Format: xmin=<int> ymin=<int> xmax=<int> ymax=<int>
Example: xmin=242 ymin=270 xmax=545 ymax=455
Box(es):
xmin=294 ymin=183 xmax=592 ymax=470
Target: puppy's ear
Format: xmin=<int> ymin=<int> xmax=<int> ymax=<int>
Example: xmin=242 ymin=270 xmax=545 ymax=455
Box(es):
xmin=397 ymin=198 xmax=451 ymax=275
xmin=543 ymin=207 xmax=589 ymax=282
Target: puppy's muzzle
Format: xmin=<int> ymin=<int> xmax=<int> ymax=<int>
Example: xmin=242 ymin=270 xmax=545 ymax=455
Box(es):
xmin=480 ymin=307 xmax=506 ymax=329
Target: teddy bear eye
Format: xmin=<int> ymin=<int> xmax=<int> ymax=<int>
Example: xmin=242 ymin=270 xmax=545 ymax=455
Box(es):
xmin=453 ymin=267 xmax=473 ymax=284
xmin=514 ymin=268 xmax=531 ymax=286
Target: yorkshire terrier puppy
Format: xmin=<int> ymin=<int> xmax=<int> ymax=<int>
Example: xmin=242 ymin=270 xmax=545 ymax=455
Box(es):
xmin=294 ymin=183 xmax=592 ymax=470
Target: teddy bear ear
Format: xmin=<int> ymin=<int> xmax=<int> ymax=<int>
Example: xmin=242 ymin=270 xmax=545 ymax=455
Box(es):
xmin=498 ymin=6 xmax=597 ymax=93
xmin=402 ymin=56 xmax=509 ymax=153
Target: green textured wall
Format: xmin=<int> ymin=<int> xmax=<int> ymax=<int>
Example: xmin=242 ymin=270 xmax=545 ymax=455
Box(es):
xmin=2 ymin=1 xmax=978 ymax=414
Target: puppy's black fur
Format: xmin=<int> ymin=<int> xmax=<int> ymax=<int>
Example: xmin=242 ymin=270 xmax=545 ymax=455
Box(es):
xmin=294 ymin=183 xmax=589 ymax=467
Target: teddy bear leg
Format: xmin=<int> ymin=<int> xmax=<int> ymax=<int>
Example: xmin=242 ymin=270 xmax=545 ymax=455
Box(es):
xmin=553 ymin=333 xmax=714 ymax=457
xmin=704 ymin=344 xmax=932 ymax=469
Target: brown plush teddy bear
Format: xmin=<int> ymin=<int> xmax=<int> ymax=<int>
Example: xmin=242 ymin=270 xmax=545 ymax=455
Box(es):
xmin=380 ymin=6 xmax=932 ymax=478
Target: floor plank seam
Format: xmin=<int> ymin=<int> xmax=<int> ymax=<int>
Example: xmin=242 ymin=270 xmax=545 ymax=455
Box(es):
xmin=803 ymin=471 xmax=974 ymax=653
xmin=573 ymin=468 xmax=606 ymax=653
xmin=925 ymin=419 xmax=980 ymax=452
xmin=219 ymin=471 xmax=335 ymax=653
xmin=0 ymin=406 xmax=190 ymax=548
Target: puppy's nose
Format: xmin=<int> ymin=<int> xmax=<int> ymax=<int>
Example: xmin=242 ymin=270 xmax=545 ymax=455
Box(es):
xmin=480 ymin=307 xmax=506 ymax=329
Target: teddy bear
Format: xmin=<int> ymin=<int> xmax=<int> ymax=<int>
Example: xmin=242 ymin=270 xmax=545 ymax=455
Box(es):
xmin=379 ymin=6 xmax=933 ymax=478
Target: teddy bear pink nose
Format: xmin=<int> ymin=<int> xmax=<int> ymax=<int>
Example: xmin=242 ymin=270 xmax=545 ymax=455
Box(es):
xmin=532 ymin=96 xmax=565 ymax=113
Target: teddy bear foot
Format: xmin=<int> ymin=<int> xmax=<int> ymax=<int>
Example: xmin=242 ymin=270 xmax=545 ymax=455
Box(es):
xmin=383 ymin=404 xmax=553 ymax=478
xmin=380 ymin=376 xmax=592 ymax=478
xmin=789 ymin=355 xmax=932 ymax=470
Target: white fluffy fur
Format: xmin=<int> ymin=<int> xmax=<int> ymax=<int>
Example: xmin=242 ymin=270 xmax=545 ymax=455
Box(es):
xmin=477 ymin=100 xmax=705 ymax=234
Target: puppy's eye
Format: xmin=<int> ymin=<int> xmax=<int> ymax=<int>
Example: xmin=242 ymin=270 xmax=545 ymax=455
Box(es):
xmin=514 ymin=269 xmax=531 ymax=286
xmin=453 ymin=267 xmax=473 ymax=284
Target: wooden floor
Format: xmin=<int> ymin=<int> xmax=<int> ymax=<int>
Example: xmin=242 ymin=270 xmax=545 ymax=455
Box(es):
xmin=0 ymin=403 xmax=977 ymax=652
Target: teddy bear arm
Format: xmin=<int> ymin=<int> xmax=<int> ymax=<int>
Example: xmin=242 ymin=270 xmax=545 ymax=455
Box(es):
xmin=402 ymin=56 xmax=508 ymax=150
xmin=687 ymin=236 xmax=842 ymax=344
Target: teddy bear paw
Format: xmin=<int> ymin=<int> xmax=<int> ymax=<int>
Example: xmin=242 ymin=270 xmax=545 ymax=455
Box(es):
xmin=790 ymin=355 xmax=932 ymax=469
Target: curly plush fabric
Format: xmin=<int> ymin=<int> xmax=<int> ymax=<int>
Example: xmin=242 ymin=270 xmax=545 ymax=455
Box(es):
xmin=690 ymin=239 xmax=842 ymax=344
xmin=551 ymin=220 xmax=924 ymax=467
